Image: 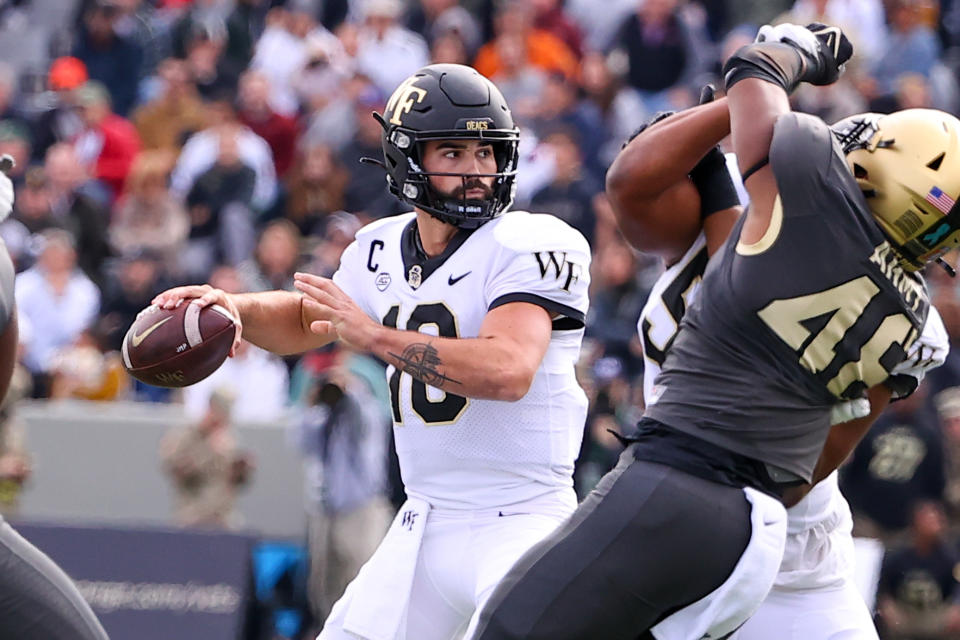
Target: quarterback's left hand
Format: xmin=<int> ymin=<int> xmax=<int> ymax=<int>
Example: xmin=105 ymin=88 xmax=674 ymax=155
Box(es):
xmin=887 ymin=305 xmax=950 ymax=399
xmin=293 ymin=272 xmax=378 ymax=352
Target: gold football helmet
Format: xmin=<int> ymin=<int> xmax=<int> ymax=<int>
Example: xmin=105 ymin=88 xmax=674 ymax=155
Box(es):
xmin=833 ymin=109 xmax=960 ymax=271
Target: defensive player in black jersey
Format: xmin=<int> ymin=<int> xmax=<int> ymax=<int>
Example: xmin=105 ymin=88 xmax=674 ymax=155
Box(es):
xmin=609 ymin=89 xmax=945 ymax=640
xmin=468 ymin=23 xmax=959 ymax=640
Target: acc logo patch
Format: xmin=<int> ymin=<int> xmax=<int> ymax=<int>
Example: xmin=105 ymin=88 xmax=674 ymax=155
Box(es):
xmin=376 ymin=272 xmax=392 ymax=292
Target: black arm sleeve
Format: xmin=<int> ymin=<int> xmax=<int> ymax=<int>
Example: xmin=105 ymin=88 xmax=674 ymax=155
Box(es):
xmin=723 ymin=42 xmax=808 ymax=93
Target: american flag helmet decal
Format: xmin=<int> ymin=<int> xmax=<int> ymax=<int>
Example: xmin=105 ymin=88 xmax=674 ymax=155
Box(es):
xmin=925 ymin=186 xmax=956 ymax=214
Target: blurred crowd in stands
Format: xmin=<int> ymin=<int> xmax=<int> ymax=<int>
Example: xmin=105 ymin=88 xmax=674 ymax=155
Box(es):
xmin=0 ymin=0 xmax=958 ymax=636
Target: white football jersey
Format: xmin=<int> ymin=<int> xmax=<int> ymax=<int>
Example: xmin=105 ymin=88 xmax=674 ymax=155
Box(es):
xmin=637 ymin=233 xmax=708 ymax=406
xmin=334 ymin=210 xmax=591 ymax=511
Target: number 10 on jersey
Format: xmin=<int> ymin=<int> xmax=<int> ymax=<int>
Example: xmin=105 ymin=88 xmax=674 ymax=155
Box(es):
xmin=382 ymin=303 xmax=469 ymax=425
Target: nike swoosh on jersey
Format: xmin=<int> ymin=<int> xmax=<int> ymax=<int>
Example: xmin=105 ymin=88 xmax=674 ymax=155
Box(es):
xmin=448 ymin=271 xmax=471 ymax=285
xmin=130 ymin=316 xmax=173 ymax=347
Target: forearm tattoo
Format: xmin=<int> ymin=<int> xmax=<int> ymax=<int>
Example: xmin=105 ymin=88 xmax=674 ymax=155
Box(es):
xmin=388 ymin=342 xmax=462 ymax=388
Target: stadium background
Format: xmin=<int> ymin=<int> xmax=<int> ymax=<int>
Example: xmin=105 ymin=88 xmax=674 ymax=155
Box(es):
xmin=0 ymin=0 xmax=959 ymax=637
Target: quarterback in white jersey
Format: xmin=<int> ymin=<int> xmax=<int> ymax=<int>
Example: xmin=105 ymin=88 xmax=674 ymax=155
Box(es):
xmin=316 ymin=205 xmax=589 ymax=640
xmin=154 ymin=64 xmax=590 ymax=640
xmin=333 ymin=209 xmax=589 ymax=514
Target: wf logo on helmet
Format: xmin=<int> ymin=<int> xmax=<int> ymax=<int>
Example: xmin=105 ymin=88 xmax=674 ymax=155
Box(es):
xmin=386 ymin=76 xmax=428 ymax=125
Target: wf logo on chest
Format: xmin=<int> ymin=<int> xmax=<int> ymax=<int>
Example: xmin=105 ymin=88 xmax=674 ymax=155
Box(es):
xmin=533 ymin=251 xmax=581 ymax=292
xmin=401 ymin=509 xmax=419 ymax=531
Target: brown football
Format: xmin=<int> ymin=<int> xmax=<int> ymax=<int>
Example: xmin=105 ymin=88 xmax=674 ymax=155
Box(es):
xmin=121 ymin=301 xmax=236 ymax=388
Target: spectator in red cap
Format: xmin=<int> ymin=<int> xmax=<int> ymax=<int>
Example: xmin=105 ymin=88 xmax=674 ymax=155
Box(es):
xmin=30 ymin=58 xmax=89 ymax=162
xmin=47 ymin=57 xmax=88 ymax=92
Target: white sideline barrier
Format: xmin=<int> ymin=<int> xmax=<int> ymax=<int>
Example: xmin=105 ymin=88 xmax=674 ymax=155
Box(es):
xmin=13 ymin=399 xmax=306 ymax=539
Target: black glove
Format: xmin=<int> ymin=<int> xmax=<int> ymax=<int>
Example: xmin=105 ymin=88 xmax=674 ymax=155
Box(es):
xmin=621 ymin=110 xmax=675 ymax=149
xmin=803 ymin=23 xmax=854 ymax=86
xmin=723 ymin=22 xmax=853 ymax=93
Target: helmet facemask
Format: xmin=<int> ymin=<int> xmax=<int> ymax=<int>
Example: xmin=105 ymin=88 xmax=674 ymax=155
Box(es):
xmin=374 ymin=64 xmax=521 ymax=229
xmin=390 ymin=130 xmax=519 ymax=229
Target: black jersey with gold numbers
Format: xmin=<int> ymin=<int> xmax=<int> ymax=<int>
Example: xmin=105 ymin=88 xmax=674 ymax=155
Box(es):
xmin=644 ymin=113 xmax=929 ymax=482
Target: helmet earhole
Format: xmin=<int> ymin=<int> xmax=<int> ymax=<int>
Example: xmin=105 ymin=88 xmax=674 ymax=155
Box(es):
xmin=927 ymin=153 xmax=945 ymax=171
xmin=853 ymin=163 xmax=868 ymax=179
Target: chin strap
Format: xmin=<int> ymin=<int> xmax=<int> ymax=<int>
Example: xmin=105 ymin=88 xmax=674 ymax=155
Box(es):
xmin=936 ymin=257 xmax=957 ymax=277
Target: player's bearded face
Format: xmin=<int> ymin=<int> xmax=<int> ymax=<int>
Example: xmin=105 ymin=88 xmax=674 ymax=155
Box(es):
xmin=421 ymin=139 xmax=498 ymax=201
xmin=441 ymin=177 xmax=495 ymax=201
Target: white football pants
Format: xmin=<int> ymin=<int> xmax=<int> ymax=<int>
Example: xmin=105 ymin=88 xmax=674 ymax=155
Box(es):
xmin=736 ymin=580 xmax=878 ymax=640
xmin=320 ymin=505 xmax=570 ymax=640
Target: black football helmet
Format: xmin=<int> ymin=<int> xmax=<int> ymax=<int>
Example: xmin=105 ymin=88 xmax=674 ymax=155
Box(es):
xmin=375 ymin=64 xmax=520 ymax=228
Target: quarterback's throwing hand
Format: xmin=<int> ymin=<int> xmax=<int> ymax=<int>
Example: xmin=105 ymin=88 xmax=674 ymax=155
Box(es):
xmin=151 ymin=284 xmax=244 ymax=356
xmin=294 ymin=272 xmax=376 ymax=351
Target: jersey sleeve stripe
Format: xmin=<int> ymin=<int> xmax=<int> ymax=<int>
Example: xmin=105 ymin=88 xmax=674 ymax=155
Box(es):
xmin=489 ymin=293 xmax=586 ymax=328
xmin=736 ymin=196 xmax=784 ymax=256
xmin=552 ymin=317 xmax=583 ymax=331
